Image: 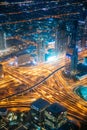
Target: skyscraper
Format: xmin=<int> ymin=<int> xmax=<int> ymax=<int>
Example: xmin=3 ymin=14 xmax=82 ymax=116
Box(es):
xmin=0 ymin=31 xmax=6 ymax=50
xmin=65 ymin=21 xmax=78 ymax=76
xmin=71 ymin=47 xmax=78 ymax=72
xmin=65 ymin=45 xmax=78 ymax=76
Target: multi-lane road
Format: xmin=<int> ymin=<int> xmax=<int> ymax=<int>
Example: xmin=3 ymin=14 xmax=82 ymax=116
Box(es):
xmin=0 ymin=49 xmax=87 ymax=124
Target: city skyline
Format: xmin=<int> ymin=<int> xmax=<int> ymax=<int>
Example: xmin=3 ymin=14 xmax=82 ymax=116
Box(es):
xmin=0 ymin=0 xmax=87 ymax=130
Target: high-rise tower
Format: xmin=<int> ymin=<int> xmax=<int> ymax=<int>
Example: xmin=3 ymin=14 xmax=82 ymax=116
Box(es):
xmin=71 ymin=46 xmax=78 ymax=72
xmin=37 ymin=37 xmax=45 ymax=63
xmin=0 ymin=31 xmax=6 ymax=50
xmin=65 ymin=21 xmax=78 ymax=76
xmin=65 ymin=45 xmax=78 ymax=75
xmin=78 ymin=17 xmax=87 ymax=49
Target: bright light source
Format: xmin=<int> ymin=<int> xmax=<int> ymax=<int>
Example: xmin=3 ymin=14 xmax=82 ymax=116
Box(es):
xmin=47 ymin=56 xmax=56 ymax=62
xmin=32 ymin=60 xmax=37 ymax=65
xmin=78 ymin=48 xmax=82 ymax=52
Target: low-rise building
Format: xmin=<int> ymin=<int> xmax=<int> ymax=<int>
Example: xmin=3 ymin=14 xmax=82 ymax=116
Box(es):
xmin=44 ymin=103 xmax=67 ymax=130
xmin=30 ymin=98 xmax=50 ymax=128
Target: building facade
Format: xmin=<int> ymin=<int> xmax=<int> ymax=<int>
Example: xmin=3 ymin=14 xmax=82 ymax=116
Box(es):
xmin=65 ymin=45 xmax=78 ymax=77
xmin=30 ymin=98 xmax=50 ymax=129
xmin=0 ymin=31 xmax=6 ymax=50
xmin=44 ymin=103 xmax=67 ymax=130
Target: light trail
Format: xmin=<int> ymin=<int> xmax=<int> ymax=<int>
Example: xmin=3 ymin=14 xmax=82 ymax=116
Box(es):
xmin=0 ymin=49 xmax=87 ymax=124
xmin=0 ymin=12 xmax=80 ymax=26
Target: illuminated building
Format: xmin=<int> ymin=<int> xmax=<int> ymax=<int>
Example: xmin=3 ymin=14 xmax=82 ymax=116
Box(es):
xmin=81 ymin=17 xmax=87 ymax=48
xmin=44 ymin=103 xmax=68 ymax=130
xmin=55 ymin=25 xmax=68 ymax=55
xmin=13 ymin=54 xmax=35 ymax=66
xmin=30 ymin=99 xmax=70 ymax=130
xmin=17 ymin=54 xmax=30 ymax=66
xmin=76 ymin=57 xmax=87 ymax=80
xmin=78 ymin=17 xmax=87 ymax=49
xmin=65 ymin=45 xmax=78 ymax=76
xmin=37 ymin=38 xmax=46 ymax=62
xmin=30 ymin=98 xmax=50 ymax=128
xmin=71 ymin=47 xmax=78 ymax=73
xmin=64 ymin=21 xmax=78 ymax=76
xmin=0 ymin=31 xmax=6 ymax=50
xmin=83 ymin=57 xmax=87 ymax=65
xmin=0 ymin=0 xmax=87 ymax=130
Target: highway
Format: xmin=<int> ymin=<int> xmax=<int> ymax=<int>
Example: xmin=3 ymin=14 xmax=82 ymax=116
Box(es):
xmin=0 ymin=49 xmax=87 ymax=124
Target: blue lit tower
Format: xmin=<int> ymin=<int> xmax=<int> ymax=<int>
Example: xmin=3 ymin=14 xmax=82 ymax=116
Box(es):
xmin=65 ymin=21 xmax=78 ymax=75
xmin=71 ymin=46 xmax=78 ymax=72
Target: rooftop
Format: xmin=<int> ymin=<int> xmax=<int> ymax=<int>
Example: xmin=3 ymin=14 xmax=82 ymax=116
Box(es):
xmin=46 ymin=103 xmax=67 ymax=116
xmin=31 ymin=98 xmax=50 ymax=112
xmin=0 ymin=108 xmax=7 ymax=112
